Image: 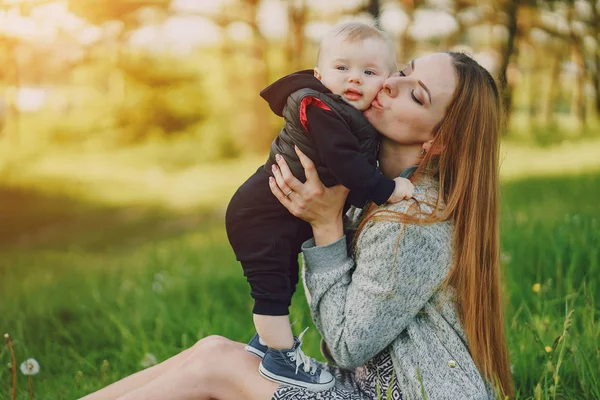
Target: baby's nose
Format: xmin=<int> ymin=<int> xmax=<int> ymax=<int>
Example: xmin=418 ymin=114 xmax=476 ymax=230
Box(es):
xmin=348 ymin=73 xmax=362 ymax=84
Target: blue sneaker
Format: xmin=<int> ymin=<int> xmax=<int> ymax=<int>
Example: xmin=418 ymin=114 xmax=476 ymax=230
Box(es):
xmin=245 ymin=333 xmax=268 ymax=358
xmin=258 ymin=328 xmax=335 ymax=392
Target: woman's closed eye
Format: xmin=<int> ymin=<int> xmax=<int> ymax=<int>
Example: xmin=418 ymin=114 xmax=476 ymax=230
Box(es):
xmin=411 ymin=90 xmax=423 ymax=106
xmin=398 ymin=70 xmax=424 ymax=105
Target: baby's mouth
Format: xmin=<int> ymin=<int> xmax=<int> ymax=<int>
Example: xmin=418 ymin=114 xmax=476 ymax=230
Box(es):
xmin=344 ymin=89 xmax=363 ymax=101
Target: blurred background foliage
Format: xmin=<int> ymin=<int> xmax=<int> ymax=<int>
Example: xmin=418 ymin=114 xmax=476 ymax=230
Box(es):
xmin=0 ymin=0 xmax=599 ymax=162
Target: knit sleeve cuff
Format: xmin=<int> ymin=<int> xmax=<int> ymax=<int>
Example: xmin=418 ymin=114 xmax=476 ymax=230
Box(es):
xmin=301 ymin=236 xmax=349 ymax=272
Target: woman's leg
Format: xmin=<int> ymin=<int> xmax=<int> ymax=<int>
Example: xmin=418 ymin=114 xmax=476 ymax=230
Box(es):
xmin=117 ymin=335 xmax=279 ymax=400
xmin=79 ymin=336 xmax=228 ymax=400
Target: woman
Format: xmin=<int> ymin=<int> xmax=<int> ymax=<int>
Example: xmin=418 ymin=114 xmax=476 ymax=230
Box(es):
xmin=81 ymin=52 xmax=513 ymax=400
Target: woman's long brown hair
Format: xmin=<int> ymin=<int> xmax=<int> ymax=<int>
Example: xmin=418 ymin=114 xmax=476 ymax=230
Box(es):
xmin=357 ymin=52 xmax=514 ymax=398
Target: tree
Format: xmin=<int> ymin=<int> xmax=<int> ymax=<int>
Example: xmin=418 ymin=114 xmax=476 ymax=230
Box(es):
xmin=496 ymin=0 xmax=520 ymax=120
xmin=397 ymin=0 xmax=423 ymax=61
xmin=584 ymin=0 xmax=599 ymax=116
xmin=363 ymin=0 xmax=381 ymax=25
xmin=285 ymin=0 xmax=308 ymax=72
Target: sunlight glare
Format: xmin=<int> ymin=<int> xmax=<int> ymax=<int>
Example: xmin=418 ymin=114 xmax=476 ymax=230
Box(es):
xmin=409 ymin=9 xmax=457 ymax=40
xmin=380 ymin=4 xmax=409 ymax=36
xmin=171 ymin=0 xmax=235 ymax=14
xmin=129 ymin=16 xmax=222 ymax=53
xmin=257 ymin=0 xmax=287 ymax=40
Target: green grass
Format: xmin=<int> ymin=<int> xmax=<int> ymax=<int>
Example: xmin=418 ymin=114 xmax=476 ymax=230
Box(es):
xmin=0 ymin=147 xmax=599 ymax=399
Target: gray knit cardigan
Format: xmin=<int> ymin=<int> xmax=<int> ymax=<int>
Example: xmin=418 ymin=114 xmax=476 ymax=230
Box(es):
xmin=301 ymin=173 xmax=496 ymax=400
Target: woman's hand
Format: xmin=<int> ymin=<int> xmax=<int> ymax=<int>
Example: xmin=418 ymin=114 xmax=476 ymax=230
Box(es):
xmin=269 ymin=146 xmax=349 ymax=246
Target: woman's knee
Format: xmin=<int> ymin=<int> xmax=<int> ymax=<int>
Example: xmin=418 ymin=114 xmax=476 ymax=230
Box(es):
xmin=187 ymin=335 xmax=234 ymax=364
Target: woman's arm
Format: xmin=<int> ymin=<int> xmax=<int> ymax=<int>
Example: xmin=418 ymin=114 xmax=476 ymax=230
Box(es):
xmin=268 ymin=146 xmax=348 ymax=246
xmin=270 ymin=150 xmax=452 ymax=369
xmin=302 ymin=218 xmax=452 ymax=369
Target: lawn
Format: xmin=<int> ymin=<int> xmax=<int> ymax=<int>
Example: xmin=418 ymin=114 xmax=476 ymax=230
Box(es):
xmin=0 ymin=141 xmax=599 ymax=399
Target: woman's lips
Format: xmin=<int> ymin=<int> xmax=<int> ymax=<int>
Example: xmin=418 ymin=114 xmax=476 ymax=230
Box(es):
xmin=371 ymin=96 xmax=383 ymax=109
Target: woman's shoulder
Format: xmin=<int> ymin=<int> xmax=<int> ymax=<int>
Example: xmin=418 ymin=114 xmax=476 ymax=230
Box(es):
xmin=385 ymin=173 xmax=446 ymax=219
xmin=345 ymin=173 xmax=451 ymax=241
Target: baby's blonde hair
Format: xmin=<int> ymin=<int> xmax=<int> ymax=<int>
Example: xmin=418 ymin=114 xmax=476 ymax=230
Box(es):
xmin=316 ymin=21 xmax=397 ymax=72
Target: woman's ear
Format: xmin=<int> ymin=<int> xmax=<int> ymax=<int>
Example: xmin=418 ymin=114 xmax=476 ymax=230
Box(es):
xmin=314 ymin=68 xmax=322 ymax=81
xmin=423 ymin=139 xmax=441 ymax=155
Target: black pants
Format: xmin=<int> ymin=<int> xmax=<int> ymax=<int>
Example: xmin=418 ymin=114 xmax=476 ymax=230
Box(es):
xmin=225 ymin=167 xmax=313 ymax=316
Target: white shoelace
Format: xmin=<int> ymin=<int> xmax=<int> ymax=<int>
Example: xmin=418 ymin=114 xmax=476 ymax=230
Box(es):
xmin=287 ymin=327 xmax=318 ymax=375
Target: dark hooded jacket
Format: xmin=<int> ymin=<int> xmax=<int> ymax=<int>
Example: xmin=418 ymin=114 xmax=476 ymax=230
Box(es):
xmin=260 ymin=70 xmax=394 ymax=207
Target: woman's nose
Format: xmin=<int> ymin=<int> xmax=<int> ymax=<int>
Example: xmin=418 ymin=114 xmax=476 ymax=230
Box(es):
xmin=382 ymin=78 xmax=399 ymax=97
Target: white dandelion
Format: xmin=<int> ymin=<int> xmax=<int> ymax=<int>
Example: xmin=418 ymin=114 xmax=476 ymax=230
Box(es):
xmin=140 ymin=353 xmax=158 ymax=368
xmin=152 ymin=281 xmax=164 ymax=293
xmin=20 ymin=358 xmax=40 ymax=376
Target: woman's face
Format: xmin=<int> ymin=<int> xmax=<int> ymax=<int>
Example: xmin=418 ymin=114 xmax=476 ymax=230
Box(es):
xmin=364 ymin=53 xmax=458 ymax=145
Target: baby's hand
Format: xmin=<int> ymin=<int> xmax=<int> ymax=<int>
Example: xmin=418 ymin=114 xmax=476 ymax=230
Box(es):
xmin=387 ymin=177 xmax=414 ymax=203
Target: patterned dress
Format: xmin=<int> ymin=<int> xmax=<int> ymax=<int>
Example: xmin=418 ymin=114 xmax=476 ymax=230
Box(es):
xmin=272 ymin=348 xmax=403 ymax=400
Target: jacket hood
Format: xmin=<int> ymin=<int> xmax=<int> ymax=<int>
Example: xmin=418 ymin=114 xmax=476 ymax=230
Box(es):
xmin=260 ymin=70 xmax=331 ymax=116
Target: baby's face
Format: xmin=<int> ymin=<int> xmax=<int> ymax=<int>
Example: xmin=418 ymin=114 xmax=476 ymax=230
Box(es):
xmin=315 ymin=37 xmax=394 ymax=111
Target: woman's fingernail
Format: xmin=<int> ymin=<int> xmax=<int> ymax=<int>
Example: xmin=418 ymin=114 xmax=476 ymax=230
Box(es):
xmin=269 ymin=177 xmax=274 ymax=183
xmin=275 ymin=154 xmax=281 ymax=161
xmin=272 ymin=164 xmax=277 ymax=171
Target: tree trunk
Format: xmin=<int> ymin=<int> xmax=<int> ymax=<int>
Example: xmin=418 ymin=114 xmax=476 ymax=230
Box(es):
xmin=594 ymin=49 xmax=600 ymax=116
xmin=247 ymin=0 xmax=273 ymax=152
xmin=8 ymin=38 xmax=20 ymax=145
xmin=566 ymin=2 xmax=586 ymax=130
xmin=543 ymin=42 xmax=563 ymax=124
xmin=498 ymin=0 xmax=519 ymax=122
xmin=569 ymin=45 xmax=586 ymax=129
xmin=397 ymin=1 xmax=418 ymax=62
xmin=526 ymin=42 xmax=539 ymax=125
xmin=285 ymin=0 xmax=307 ymax=73
xmin=586 ymin=0 xmax=600 ymax=115
xmin=365 ymin=0 xmax=381 ymax=25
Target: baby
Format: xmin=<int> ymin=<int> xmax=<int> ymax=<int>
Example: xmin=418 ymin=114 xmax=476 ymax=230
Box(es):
xmin=225 ymin=22 xmax=413 ymax=391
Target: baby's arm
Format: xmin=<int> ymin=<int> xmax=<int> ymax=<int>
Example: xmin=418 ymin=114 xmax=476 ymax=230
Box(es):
xmin=305 ymin=104 xmax=394 ymax=205
xmin=388 ymin=177 xmax=414 ymax=203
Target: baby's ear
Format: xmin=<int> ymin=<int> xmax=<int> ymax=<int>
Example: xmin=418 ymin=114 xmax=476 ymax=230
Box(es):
xmin=313 ymin=68 xmax=322 ymax=81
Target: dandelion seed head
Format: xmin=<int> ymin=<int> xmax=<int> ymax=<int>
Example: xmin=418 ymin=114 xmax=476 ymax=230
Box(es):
xmin=140 ymin=353 xmax=158 ymax=368
xmin=3 ymin=333 xmax=8 ymax=339
xmin=152 ymin=281 xmax=164 ymax=293
xmin=20 ymin=358 xmax=40 ymax=376
xmin=532 ymin=283 xmax=541 ymax=293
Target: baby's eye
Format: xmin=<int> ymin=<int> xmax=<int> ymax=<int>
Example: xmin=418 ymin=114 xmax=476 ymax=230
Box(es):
xmin=336 ymin=66 xmax=347 ymax=71
xmin=398 ymin=70 xmax=406 ymax=77
xmin=364 ymin=70 xmax=377 ymax=76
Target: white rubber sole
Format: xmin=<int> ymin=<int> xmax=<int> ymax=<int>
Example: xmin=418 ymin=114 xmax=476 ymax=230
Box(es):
xmin=258 ymin=363 xmax=335 ymax=392
xmin=244 ymin=345 xmax=266 ymax=359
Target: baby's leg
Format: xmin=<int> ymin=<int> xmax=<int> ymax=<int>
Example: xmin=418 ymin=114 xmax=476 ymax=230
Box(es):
xmin=254 ymin=314 xmax=294 ymax=349
xmin=250 ymin=214 xmax=313 ymax=350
